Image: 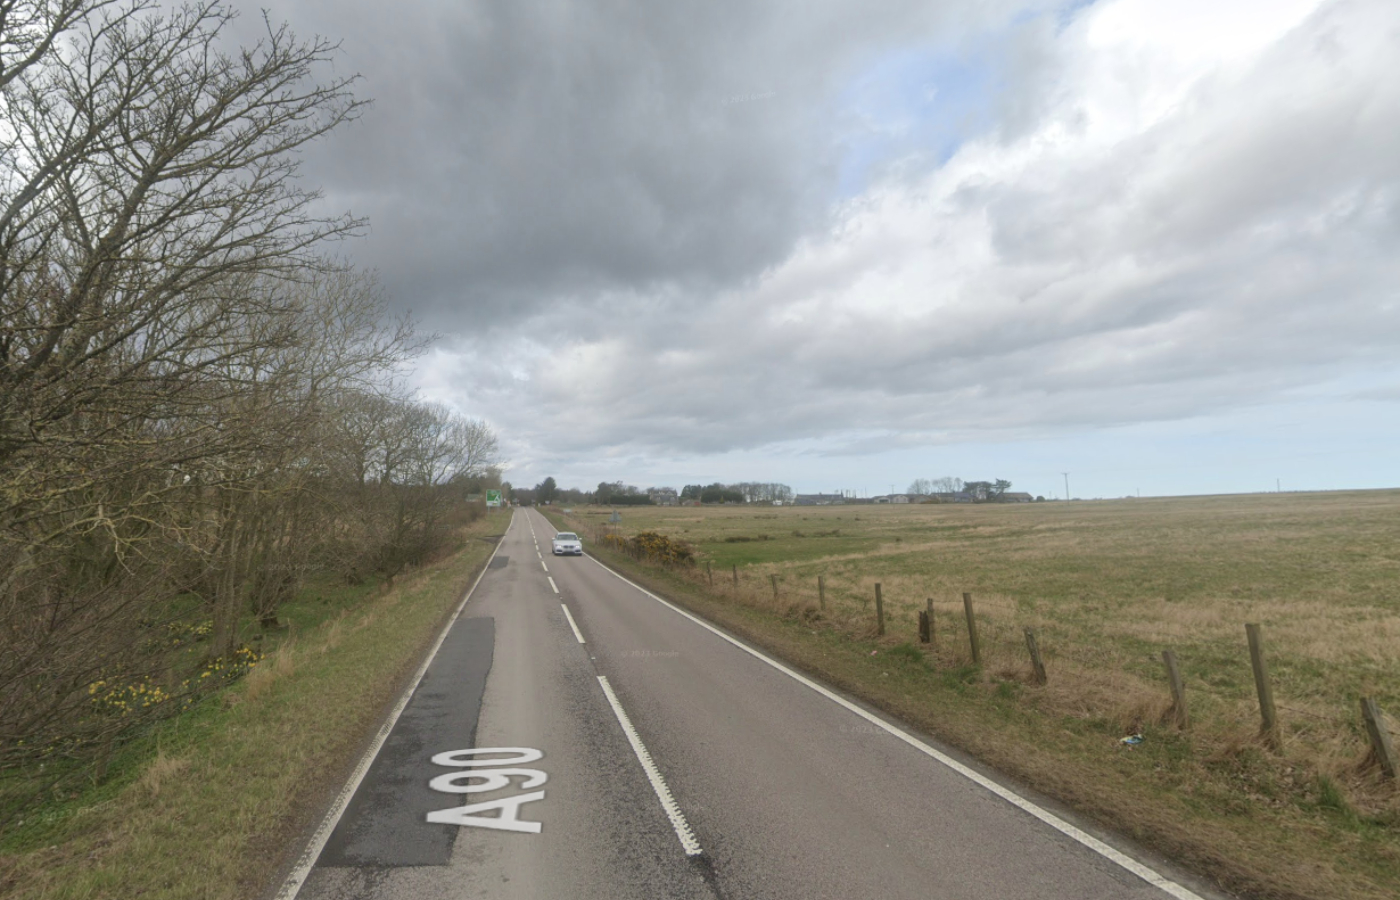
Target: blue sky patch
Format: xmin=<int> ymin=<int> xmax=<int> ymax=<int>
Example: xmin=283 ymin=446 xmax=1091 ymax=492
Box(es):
xmin=834 ymin=42 xmax=999 ymax=198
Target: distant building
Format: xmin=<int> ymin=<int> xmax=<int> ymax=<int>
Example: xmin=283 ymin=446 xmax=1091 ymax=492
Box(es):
xmin=794 ymin=493 xmax=846 ymax=506
xmin=649 ymin=488 xmax=679 ymax=506
xmin=1001 ymin=492 xmax=1034 ymax=503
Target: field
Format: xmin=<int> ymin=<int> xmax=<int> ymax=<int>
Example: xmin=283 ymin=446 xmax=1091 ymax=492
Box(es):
xmin=548 ymin=490 xmax=1400 ymax=899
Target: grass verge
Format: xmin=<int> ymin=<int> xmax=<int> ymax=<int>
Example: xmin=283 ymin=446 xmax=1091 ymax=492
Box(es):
xmin=0 ymin=512 xmax=506 ymax=900
xmin=541 ymin=504 xmax=1399 ymax=900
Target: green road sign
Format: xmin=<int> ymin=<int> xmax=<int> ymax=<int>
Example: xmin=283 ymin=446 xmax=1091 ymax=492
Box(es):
xmin=486 ymin=490 xmax=502 ymax=507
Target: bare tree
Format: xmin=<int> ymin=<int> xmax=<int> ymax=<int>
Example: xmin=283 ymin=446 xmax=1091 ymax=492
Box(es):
xmin=0 ymin=0 xmax=384 ymax=770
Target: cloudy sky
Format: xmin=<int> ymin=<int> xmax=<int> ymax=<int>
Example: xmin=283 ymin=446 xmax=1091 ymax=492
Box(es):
xmin=262 ymin=0 xmax=1398 ymax=498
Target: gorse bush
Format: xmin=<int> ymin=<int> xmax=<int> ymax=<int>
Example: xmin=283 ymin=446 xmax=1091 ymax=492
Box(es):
xmin=601 ymin=531 xmax=695 ymax=567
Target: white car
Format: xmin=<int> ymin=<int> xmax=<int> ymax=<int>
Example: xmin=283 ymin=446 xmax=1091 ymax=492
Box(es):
xmin=551 ymin=532 xmax=583 ymax=556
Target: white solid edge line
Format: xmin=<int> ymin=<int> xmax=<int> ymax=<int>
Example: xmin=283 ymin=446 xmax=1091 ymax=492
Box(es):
xmin=560 ymin=603 xmax=586 ymax=644
xmin=274 ymin=510 xmax=515 ymax=900
xmin=587 ymin=555 xmax=1206 ymax=900
xmin=597 ymin=675 xmax=702 ymax=857
xmin=547 ymin=575 xmax=559 ymax=594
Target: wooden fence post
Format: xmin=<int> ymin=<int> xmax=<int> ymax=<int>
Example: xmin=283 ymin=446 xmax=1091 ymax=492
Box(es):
xmin=926 ymin=598 xmax=935 ymax=649
xmin=706 ymin=561 xmax=712 ymax=586
xmin=818 ymin=575 xmax=826 ymax=610
xmin=1360 ymin=698 xmax=1398 ymax=780
xmin=918 ymin=611 xmax=930 ymax=644
xmin=963 ymin=592 xmax=981 ymax=665
xmin=1024 ymin=628 xmax=1046 ymax=685
xmin=1162 ymin=649 xmax=1188 ymax=729
xmin=874 ymin=583 xmax=885 ymax=636
xmin=732 ymin=565 xmax=738 ymax=588
xmin=771 ymin=573 xmax=779 ymax=601
xmin=1246 ymin=624 xmax=1281 ymax=750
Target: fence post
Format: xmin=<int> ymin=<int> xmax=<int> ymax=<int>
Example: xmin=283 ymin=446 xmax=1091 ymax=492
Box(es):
xmin=963 ymin=592 xmax=981 ymax=665
xmin=1246 ymin=623 xmax=1281 ymax=750
xmin=771 ymin=573 xmax=779 ymax=601
xmin=1360 ymin=698 xmax=1398 ymax=779
xmin=732 ymin=565 xmax=738 ymax=588
xmin=918 ymin=611 xmax=930 ymax=643
xmin=818 ymin=575 xmax=826 ymax=610
xmin=1024 ymin=628 xmax=1046 ymax=685
xmin=926 ymin=598 xmax=935 ymax=649
xmin=706 ymin=561 xmax=713 ymax=586
xmin=874 ymin=583 xmax=885 ymax=636
xmin=1162 ymin=649 xmax=1188 ymax=729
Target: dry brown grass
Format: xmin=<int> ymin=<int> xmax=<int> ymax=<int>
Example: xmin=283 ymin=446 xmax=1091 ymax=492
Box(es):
xmin=136 ymin=752 xmax=190 ymax=799
xmin=243 ymin=640 xmax=297 ymax=703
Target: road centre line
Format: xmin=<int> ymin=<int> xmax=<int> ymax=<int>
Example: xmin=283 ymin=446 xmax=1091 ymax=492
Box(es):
xmin=541 ymin=560 xmax=548 ymax=572
xmin=560 ymin=603 xmax=586 ymax=644
xmin=547 ymin=576 xmax=559 ymax=594
xmin=588 ymin=556 xmax=1207 ymax=900
xmin=597 ymin=675 xmax=702 ymax=857
xmin=275 ymin=512 xmax=514 ymax=899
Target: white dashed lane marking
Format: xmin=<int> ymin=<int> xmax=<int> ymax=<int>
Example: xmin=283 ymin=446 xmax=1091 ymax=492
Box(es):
xmin=560 ymin=604 xmax=585 ymax=644
xmin=597 ymin=676 xmax=701 ymax=857
xmin=547 ymin=576 xmax=559 ymax=594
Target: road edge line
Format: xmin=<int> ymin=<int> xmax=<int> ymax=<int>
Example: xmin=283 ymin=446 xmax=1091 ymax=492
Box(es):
xmin=272 ymin=511 xmax=514 ymax=899
xmin=597 ymin=675 xmax=703 ymax=857
xmin=587 ymin=553 xmax=1206 ymax=900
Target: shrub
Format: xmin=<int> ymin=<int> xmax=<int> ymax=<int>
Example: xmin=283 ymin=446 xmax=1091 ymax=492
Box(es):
xmin=601 ymin=531 xmax=695 ymax=566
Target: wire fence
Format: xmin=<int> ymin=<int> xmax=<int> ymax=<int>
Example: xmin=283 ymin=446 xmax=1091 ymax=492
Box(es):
xmin=586 ymin=519 xmax=1400 ymax=776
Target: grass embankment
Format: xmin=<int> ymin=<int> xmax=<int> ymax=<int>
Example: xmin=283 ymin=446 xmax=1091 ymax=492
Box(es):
xmin=0 ymin=512 xmax=506 ymax=900
xmin=542 ymin=493 xmax=1400 ymax=900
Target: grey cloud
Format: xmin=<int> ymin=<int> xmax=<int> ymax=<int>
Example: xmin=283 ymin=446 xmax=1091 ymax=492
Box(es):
xmin=264 ymin=0 xmax=1054 ymax=331
xmin=431 ymin=0 xmax=1400 ymax=471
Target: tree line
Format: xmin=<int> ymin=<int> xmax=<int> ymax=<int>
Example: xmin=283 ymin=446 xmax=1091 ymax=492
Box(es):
xmin=683 ymin=483 xmax=795 ymax=504
xmin=512 ymin=480 xmax=795 ymax=505
xmin=906 ymin=478 xmax=1019 ymax=501
xmin=0 ymin=1 xmax=498 ymax=773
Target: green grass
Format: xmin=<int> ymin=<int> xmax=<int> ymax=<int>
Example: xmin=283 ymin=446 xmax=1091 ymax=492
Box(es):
xmin=0 ymin=511 xmax=506 ymax=900
xmin=546 ymin=493 xmax=1400 ymax=900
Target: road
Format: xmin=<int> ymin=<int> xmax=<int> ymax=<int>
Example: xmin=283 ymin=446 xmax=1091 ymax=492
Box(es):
xmin=278 ymin=508 xmax=1223 ymax=900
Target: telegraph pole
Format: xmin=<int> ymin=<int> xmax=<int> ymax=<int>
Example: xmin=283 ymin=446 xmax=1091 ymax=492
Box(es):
xmin=1062 ymin=472 xmax=1070 ymax=501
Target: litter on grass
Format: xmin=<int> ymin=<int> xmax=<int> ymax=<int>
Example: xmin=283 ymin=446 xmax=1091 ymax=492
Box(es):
xmin=1120 ymin=734 xmax=1144 ymax=746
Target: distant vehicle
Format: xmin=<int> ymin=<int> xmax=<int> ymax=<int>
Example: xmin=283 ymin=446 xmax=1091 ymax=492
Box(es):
xmin=552 ymin=532 xmax=583 ymax=556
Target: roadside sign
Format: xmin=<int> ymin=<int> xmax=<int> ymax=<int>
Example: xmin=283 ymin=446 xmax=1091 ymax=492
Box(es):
xmin=486 ymin=490 xmax=502 ymax=507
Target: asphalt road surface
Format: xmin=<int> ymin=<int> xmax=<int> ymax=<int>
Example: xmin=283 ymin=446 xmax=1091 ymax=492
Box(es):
xmin=279 ymin=509 xmax=1225 ymax=900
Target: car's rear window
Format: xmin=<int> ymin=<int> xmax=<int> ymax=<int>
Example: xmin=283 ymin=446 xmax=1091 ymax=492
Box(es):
xmin=555 ymin=533 xmax=578 ymax=541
